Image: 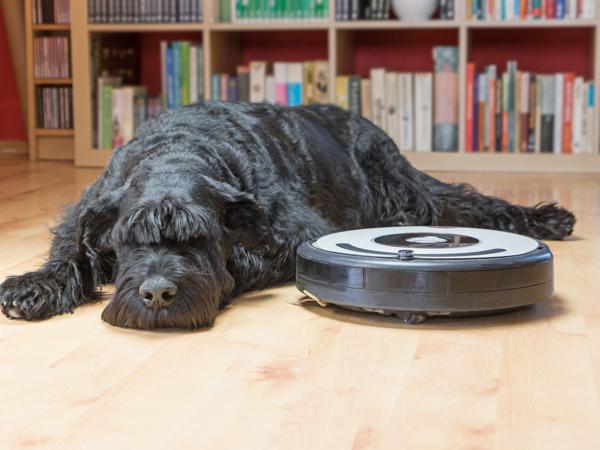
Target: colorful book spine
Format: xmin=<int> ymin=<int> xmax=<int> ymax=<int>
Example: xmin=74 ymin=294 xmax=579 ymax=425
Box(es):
xmin=274 ymin=63 xmax=288 ymax=105
xmin=433 ymin=47 xmax=459 ymax=152
xmin=466 ymin=63 xmax=475 ymax=152
xmin=287 ymin=63 xmax=303 ymax=106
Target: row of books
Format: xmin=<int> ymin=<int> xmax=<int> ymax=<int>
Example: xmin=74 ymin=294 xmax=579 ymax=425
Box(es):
xmin=88 ymin=0 xmax=203 ymax=23
xmin=36 ymin=86 xmax=73 ymax=129
xmin=336 ymin=0 xmax=456 ymax=20
xmin=210 ymin=61 xmax=330 ymax=105
xmin=335 ymin=48 xmax=458 ymax=152
xmin=96 ymin=80 xmax=164 ymax=149
xmin=231 ymin=0 xmax=329 ymax=21
xmin=466 ymin=62 xmax=596 ymax=153
xmin=335 ymin=0 xmax=391 ymax=20
xmin=159 ymin=41 xmax=204 ymax=109
xmin=32 ymin=0 xmax=70 ymax=24
xmin=33 ymin=37 xmax=70 ymax=79
xmin=467 ymin=0 xmax=597 ymax=20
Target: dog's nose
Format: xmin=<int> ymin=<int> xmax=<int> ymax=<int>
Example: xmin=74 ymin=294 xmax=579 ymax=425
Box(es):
xmin=139 ymin=276 xmax=177 ymax=309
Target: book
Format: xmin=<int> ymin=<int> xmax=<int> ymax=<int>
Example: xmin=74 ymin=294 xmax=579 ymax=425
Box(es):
xmin=360 ymin=79 xmax=372 ymax=121
xmin=415 ymin=73 xmax=433 ymax=152
xmin=97 ymin=76 xmax=121 ymax=149
xmin=519 ymin=72 xmax=530 ymax=153
xmin=287 ymin=63 xmax=303 ymax=106
xmin=313 ymin=61 xmax=330 ymax=104
xmin=266 ymin=75 xmax=276 ymax=104
xmin=237 ymin=66 xmax=250 ymax=102
xmin=370 ymin=68 xmax=386 ymax=131
xmin=541 ymin=75 xmax=555 ymax=153
xmin=466 ymin=63 xmax=475 ymax=152
xmin=348 ymin=76 xmax=362 ymax=116
xmin=433 ymin=47 xmax=459 ymax=152
xmin=88 ymin=0 xmax=203 ymax=23
xmin=553 ymin=74 xmax=564 ymax=154
xmin=111 ymin=86 xmax=146 ymax=148
xmin=303 ymin=62 xmax=315 ymax=105
xmin=585 ymin=82 xmax=595 ymax=153
xmin=274 ymin=63 xmax=288 ymax=106
xmin=250 ymin=61 xmax=267 ymax=102
xmin=572 ymin=76 xmax=584 ymax=154
xmin=562 ymin=73 xmax=575 ymax=153
xmin=398 ymin=73 xmax=414 ymax=152
xmin=335 ymin=76 xmax=350 ymax=110
xmin=385 ymin=72 xmax=400 ymax=145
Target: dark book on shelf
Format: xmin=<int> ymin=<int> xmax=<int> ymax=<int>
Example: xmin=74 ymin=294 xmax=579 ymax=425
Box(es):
xmin=89 ymin=0 xmax=203 ymax=24
xmin=348 ymin=76 xmax=361 ymax=115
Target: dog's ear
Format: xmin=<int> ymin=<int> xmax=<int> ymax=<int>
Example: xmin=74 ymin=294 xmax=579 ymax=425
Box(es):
xmin=77 ymin=184 xmax=127 ymax=256
xmin=222 ymin=194 xmax=272 ymax=249
xmin=196 ymin=176 xmax=273 ymax=249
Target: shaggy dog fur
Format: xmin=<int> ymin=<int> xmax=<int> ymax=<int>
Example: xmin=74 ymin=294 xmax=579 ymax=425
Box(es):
xmin=0 ymin=102 xmax=575 ymax=329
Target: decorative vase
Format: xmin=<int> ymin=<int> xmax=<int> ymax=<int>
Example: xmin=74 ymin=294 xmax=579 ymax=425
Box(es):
xmin=391 ymin=0 xmax=438 ymax=21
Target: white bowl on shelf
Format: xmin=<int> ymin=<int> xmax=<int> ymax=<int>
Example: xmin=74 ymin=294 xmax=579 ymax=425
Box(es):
xmin=391 ymin=0 xmax=438 ymax=21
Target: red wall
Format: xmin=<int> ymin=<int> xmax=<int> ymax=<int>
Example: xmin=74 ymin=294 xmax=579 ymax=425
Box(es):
xmin=0 ymin=5 xmax=26 ymax=141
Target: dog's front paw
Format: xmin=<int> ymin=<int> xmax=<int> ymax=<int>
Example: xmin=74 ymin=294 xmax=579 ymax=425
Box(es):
xmin=0 ymin=271 xmax=70 ymax=321
xmin=532 ymin=202 xmax=576 ymax=240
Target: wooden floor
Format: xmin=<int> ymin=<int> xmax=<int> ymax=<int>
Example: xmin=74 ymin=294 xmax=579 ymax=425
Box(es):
xmin=1 ymin=156 xmax=600 ymax=450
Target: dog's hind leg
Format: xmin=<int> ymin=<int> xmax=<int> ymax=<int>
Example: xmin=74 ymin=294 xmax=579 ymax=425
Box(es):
xmin=0 ymin=200 xmax=113 ymax=321
xmin=416 ymin=171 xmax=576 ymax=240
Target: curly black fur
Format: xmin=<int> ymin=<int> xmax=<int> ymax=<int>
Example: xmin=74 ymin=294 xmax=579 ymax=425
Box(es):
xmin=0 ymin=102 xmax=576 ymax=329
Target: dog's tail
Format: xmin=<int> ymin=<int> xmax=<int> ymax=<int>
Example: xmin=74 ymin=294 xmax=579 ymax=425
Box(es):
xmin=416 ymin=172 xmax=576 ymax=240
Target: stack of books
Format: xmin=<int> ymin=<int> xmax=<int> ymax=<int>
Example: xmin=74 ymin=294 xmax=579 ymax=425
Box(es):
xmin=336 ymin=0 xmax=456 ymax=20
xmin=33 ymin=0 xmax=70 ymax=24
xmin=36 ymin=86 xmax=72 ymax=129
xmin=96 ymin=40 xmax=205 ymax=149
xmin=229 ymin=0 xmax=329 ymax=21
xmin=88 ymin=0 xmax=203 ymax=23
xmin=33 ymin=37 xmax=70 ymax=79
xmin=468 ymin=0 xmax=596 ymax=20
xmin=335 ymin=47 xmax=459 ymax=152
xmin=335 ymin=0 xmax=391 ymax=20
xmin=160 ymin=41 xmax=204 ymax=109
xmin=211 ymin=61 xmax=330 ymax=104
xmin=466 ymin=61 xmax=596 ymax=153
xmin=96 ymin=79 xmax=164 ymax=149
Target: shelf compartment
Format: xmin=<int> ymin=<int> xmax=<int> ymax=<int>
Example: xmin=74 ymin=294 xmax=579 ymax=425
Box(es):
xmin=210 ymin=29 xmax=328 ymax=76
xmin=335 ymin=28 xmax=459 ymax=76
xmin=468 ymin=27 xmax=595 ymax=79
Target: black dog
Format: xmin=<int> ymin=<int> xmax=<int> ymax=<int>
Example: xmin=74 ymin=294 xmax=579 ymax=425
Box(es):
xmin=0 ymin=102 xmax=575 ymax=329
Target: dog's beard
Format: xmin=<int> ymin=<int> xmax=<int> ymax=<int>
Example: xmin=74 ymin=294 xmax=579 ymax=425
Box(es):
xmin=101 ymin=248 xmax=229 ymax=330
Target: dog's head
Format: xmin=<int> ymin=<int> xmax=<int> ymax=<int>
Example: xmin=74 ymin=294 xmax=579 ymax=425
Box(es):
xmin=78 ymin=171 xmax=272 ymax=330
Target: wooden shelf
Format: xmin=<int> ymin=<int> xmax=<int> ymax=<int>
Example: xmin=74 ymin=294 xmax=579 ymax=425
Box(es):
xmin=404 ymin=152 xmax=600 ymax=173
xmin=34 ymin=78 xmax=72 ymax=85
xmin=211 ymin=21 xmax=329 ymax=31
xmin=35 ymin=129 xmax=75 ymax=137
xmin=335 ymin=20 xmax=459 ymax=29
xmin=465 ymin=19 xmax=598 ymax=28
xmin=32 ymin=23 xmax=71 ymax=31
xmin=87 ymin=23 xmax=204 ymax=32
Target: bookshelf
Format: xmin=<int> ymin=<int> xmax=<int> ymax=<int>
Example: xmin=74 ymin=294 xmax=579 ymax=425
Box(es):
xmin=25 ymin=0 xmax=74 ymax=160
xmin=24 ymin=1 xmax=600 ymax=172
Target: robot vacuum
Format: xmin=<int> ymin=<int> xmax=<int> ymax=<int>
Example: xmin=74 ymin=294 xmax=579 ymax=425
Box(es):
xmin=295 ymin=226 xmax=553 ymax=323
